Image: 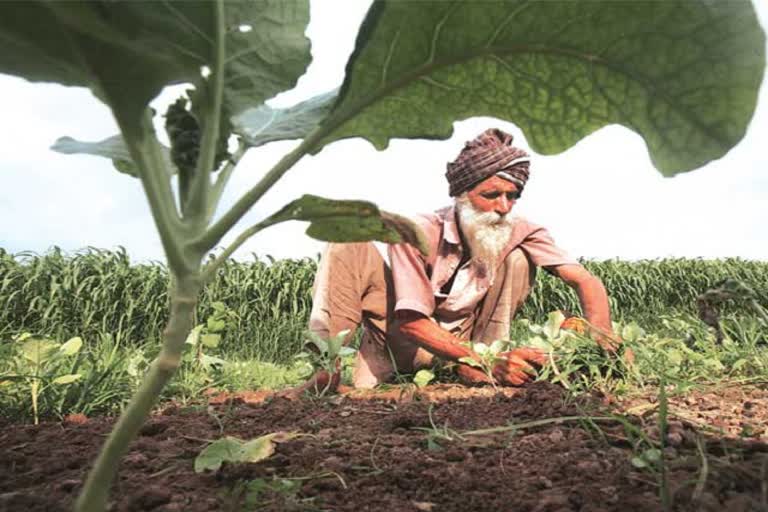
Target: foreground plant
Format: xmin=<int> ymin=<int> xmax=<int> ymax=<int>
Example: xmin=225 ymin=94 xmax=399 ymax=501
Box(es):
xmin=0 ymin=1 xmax=763 ymax=510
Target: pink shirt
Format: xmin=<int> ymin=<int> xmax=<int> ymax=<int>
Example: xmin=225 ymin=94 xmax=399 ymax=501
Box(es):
xmin=389 ymin=205 xmax=578 ymax=321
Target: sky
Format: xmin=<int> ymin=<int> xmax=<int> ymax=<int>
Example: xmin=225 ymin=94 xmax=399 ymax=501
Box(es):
xmin=1 ymin=1 xmax=767 ymax=264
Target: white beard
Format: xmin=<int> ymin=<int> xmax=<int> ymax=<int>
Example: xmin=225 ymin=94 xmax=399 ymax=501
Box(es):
xmin=455 ymin=194 xmax=515 ymax=282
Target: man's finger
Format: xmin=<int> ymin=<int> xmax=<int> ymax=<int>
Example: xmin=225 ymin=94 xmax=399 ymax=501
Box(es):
xmin=492 ymin=364 xmax=528 ymax=386
xmin=507 ymin=354 xmax=537 ymax=376
xmin=513 ymin=347 xmax=548 ymax=366
xmin=623 ymin=347 xmax=636 ymax=365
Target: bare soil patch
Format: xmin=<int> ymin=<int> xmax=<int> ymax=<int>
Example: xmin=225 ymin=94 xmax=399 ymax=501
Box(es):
xmin=2 ymin=382 xmax=767 ymax=512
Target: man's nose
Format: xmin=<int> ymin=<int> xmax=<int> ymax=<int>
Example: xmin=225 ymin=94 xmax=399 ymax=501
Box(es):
xmin=495 ymin=196 xmax=512 ymax=215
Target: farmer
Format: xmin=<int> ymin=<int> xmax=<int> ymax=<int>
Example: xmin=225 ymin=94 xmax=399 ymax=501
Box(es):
xmin=300 ymin=128 xmax=621 ymax=392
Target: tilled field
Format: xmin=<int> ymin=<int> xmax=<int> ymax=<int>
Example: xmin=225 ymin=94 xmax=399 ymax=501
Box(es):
xmin=2 ymin=382 xmax=767 ymax=512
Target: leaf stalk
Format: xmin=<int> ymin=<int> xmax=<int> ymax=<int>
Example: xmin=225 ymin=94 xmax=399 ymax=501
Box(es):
xmin=186 ymin=0 xmax=227 ymax=227
xmin=192 ymin=125 xmax=325 ymax=253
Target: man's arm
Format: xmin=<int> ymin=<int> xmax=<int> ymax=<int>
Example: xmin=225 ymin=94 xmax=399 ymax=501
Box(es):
xmin=545 ymin=263 xmax=619 ymax=350
xmin=394 ymin=310 xmax=476 ymax=360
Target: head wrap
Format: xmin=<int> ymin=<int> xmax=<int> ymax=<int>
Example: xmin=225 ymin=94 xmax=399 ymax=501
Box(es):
xmin=445 ymin=128 xmax=530 ymax=197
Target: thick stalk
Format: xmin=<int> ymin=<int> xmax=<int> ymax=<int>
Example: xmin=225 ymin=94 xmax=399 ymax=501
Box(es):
xmin=121 ymin=111 xmax=188 ymax=272
xmin=75 ymin=275 xmax=200 ymax=512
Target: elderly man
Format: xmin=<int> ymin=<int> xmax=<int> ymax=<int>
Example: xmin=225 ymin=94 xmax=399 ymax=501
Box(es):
xmin=303 ymin=128 xmax=619 ymax=391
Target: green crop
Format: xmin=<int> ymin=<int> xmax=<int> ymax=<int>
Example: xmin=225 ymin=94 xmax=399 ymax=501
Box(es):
xmin=297 ymin=329 xmax=357 ymax=396
xmin=1 ymin=333 xmax=84 ymax=424
xmin=459 ymin=339 xmax=512 ymax=389
xmin=0 ymin=1 xmax=763 ymax=510
xmin=3 ymin=248 xmax=765 ymax=354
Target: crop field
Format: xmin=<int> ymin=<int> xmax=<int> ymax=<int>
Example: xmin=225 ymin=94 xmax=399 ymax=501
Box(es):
xmin=0 ymin=248 xmax=767 ymax=511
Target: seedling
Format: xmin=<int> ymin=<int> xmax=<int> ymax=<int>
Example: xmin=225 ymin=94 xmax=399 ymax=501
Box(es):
xmin=1 ymin=333 xmax=84 ymax=424
xmin=413 ymin=369 xmax=436 ymax=389
xmin=184 ymin=302 xmax=236 ymax=373
xmin=518 ymin=312 xmax=633 ymax=394
xmin=296 ymin=329 xmax=356 ymax=396
xmin=458 ymin=339 xmax=511 ymax=390
xmin=232 ymin=472 xmax=346 ymax=510
xmin=413 ymin=403 xmax=464 ymax=451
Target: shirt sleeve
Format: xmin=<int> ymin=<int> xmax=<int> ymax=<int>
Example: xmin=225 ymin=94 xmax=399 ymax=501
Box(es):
xmin=519 ymin=226 xmax=579 ymax=268
xmin=388 ymin=212 xmax=443 ymax=317
xmin=388 ymin=241 xmax=436 ymax=317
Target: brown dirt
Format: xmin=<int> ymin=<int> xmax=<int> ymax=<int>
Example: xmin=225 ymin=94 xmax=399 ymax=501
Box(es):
xmin=2 ymin=382 xmax=767 ymax=512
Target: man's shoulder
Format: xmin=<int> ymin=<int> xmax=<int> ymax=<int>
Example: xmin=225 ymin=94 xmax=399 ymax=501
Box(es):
xmin=410 ymin=207 xmax=449 ymax=230
xmin=509 ymin=214 xmax=545 ymax=233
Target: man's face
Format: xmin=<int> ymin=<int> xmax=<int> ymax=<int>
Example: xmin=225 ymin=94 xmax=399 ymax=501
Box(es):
xmin=465 ymin=175 xmax=520 ymax=217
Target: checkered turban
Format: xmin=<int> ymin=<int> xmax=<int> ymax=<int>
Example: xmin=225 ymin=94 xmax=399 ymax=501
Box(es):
xmin=445 ymin=128 xmax=530 ymax=197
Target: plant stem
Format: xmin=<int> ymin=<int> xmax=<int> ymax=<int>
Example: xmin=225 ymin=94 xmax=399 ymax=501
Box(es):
xmin=658 ymin=376 xmax=671 ymax=511
xmin=192 ymin=126 xmax=325 ymax=253
xmin=187 ymin=0 xmax=226 ymax=227
xmin=75 ymin=275 xmax=200 ymax=512
xmin=692 ymin=436 xmax=709 ymax=502
xmin=122 ymin=111 xmax=187 ymax=272
xmin=207 ymin=139 xmax=247 ymax=223
xmin=200 ymin=219 xmax=271 ymax=283
xmin=461 ymin=416 xmax=616 ymax=437
xmin=31 ymin=378 xmax=39 ymax=425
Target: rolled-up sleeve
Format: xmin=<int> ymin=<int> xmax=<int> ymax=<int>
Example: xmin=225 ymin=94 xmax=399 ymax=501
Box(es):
xmin=389 ymin=242 xmax=435 ymax=317
xmin=519 ymin=226 xmax=579 ymax=268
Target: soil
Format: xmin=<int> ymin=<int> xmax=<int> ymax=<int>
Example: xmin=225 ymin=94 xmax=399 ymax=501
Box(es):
xmin=2 ymin=382 xmax=767 ymax=512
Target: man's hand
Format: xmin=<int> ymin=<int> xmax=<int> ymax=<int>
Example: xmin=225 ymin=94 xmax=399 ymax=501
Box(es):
xmin=277 ymin=368 xmax=341 ymax=399
xmin=492 ymin=347 xmax=548 ymax=386
xmin=583 ymin=322 xmax=635 ymax=365
xmin=457 ymin=347 xmax=548 ymax=387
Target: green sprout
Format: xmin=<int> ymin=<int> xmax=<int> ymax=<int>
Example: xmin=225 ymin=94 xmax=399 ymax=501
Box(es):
xmin=1 ymin=333 xmax=84 ymax=424
xmin=459 ymin=339 xmax=511 ymax=390
xmin=296 ymin=329 xmax=356 ymax=396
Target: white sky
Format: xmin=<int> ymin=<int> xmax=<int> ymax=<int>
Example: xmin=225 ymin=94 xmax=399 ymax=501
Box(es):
xmin=1 ymin=1 xmax=767 ymax=263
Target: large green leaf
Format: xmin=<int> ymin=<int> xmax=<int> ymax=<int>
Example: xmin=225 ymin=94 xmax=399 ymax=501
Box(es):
xmin=0 ymin=1 xmax=310 ymax=134
xmin=220 ymin=1 xmax=311 ymax=117
xmin=233 ymin=89 xmax=337 ymax=148
xmin=265 ymin=195 xmax=429 ymax=256
xmin=51 ymin=135 xmax=174 ymax=178
xmin=311 ymin=0 xmax=765 ymax=176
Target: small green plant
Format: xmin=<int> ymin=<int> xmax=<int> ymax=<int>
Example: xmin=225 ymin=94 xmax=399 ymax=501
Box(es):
xmin=514 ymin=312 xmax=631 ymax=393
xmin=233 ymin=478 xmax=303 ymax=511
xmin=413 ymin=403 xmax=463 ymax=451
xmin=231 ymin=473 xmax=346 ymax=510
xmin=413 ymin=368 xmax=436 ymax=389
xmin=184 ymin=301 xmax=237 ymax=373
xmin=458 ymin=339 xmax=511 ymax=389
xmin=0 ymin=333 xmax=84 ymax=424
xmin=296 ymin=329 xmax=356 ymax=396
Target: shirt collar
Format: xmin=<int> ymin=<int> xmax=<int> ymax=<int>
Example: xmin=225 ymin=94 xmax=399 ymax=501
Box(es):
xmin=441 ymin=205 xmax=461 ymax=245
